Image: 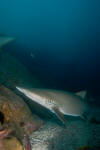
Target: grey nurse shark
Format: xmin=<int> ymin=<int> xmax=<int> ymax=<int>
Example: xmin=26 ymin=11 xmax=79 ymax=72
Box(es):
xmin=0 ymin=36 xmax=15 ymax=51
xmin=16 ymin=87 xmax=89 ymax=124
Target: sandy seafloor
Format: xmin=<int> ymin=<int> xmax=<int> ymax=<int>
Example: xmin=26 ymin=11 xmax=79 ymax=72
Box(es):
xmin=0 ymin=51 xmax=100 ymax=150
xmin=30 ymin=119 xmax=100 ymax=150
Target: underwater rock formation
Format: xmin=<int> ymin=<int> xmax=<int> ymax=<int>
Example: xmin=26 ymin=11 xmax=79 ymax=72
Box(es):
xmin=30 ymin=119 xmax=100 ymax=150
xmin=0 ymin=45 xmax=44 ymax=149
xmin=0 ymin=85 xmax=43 ymax=150
xmin=2 ymin=135 xmax=23 ymax=150
xmin=0 ymin=51 xmax=43 ymax=88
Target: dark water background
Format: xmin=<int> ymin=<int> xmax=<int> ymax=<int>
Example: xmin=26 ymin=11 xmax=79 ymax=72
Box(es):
xmin=0 ymin=0 xmax=100 ymax=102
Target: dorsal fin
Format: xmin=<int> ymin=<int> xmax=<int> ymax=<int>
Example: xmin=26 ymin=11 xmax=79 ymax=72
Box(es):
xmin=75 ymin=90 xmax=87 ymax=99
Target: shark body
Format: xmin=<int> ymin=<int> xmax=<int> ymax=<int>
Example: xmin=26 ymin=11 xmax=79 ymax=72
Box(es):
xmin=16 ymin=87 xmax=88 ymax=124
xmin=0 ymin=36 xmax=15 ymax=51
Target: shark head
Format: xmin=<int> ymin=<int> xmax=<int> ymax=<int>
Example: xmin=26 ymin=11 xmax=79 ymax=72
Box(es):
xmin=16 ymin=87 xmax=47 ymax=107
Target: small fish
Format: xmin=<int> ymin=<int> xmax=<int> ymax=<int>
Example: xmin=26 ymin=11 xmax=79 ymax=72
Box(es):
xmin=16 ymin=87 xmax=88 ymax=124
xmin=30 ymin=53 xmax=35 ymax=59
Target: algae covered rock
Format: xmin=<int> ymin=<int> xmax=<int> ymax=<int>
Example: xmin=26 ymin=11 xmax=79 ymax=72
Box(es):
xmin=0 ymin=125 xmax=23 ymax=150
xmin=0 ymin=51 xmax=43 ymax=88
xmin=0 ymin=85 xmax=43 ymax=149
xmin=3 ymin=136 xmax=23 ymax=150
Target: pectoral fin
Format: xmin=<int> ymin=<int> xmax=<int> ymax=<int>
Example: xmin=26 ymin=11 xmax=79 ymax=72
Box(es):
xmin=52 ymin=106 xmax=66 ymax=124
